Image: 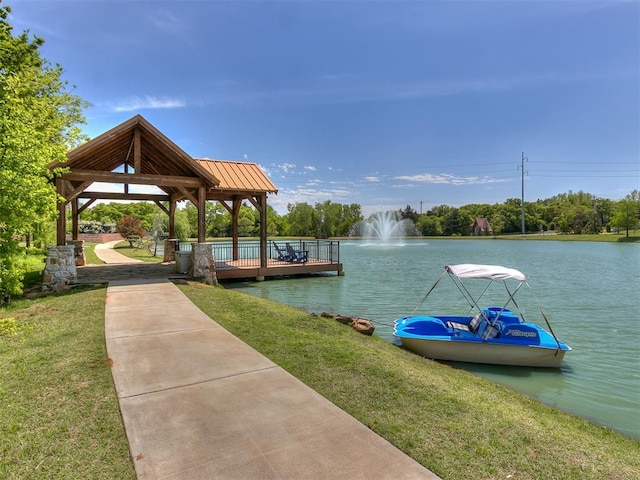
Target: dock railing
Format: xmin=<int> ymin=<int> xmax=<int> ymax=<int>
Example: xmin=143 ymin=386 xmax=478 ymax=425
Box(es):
xmin=177 ymin=239 xmax=340 ymax=269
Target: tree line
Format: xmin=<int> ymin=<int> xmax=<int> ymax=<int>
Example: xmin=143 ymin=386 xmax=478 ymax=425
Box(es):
xmin=406 ymin=190 xmax=640 ymax=237
xmin=76 ymin=189 xmax=639 ymax=243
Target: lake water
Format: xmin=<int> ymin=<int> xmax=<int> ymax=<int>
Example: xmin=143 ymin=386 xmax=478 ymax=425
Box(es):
xmin=225 ymin=239 xmax=640 ymax=440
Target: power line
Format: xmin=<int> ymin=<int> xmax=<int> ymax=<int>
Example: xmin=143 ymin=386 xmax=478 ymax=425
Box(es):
xmin=532 ymin=169 xmax=638 ymax=173
xmin=530 ymin=173 xmax=638 ymax=178
xmin=533 ymin=161 xmax=638 ymax=165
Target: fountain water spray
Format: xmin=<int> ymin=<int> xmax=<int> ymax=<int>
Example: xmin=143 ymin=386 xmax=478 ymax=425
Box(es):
xmin=351 ymin=211 xmax=415 ymax=244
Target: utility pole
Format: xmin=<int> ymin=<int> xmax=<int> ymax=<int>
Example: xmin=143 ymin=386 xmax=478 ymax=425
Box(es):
xmin=518 ymin=152 xmax=528 ymax=234
xmin=420 ymin=200 xmax=423 ymax=215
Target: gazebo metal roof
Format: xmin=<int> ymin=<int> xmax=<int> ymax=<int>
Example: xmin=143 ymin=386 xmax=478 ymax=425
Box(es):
xmin=196 ymin=158 xmax=278 ymax=198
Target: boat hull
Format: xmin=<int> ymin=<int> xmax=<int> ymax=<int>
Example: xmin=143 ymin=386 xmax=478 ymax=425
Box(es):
xmin=399 ymin=337 xmax=567 ymax=368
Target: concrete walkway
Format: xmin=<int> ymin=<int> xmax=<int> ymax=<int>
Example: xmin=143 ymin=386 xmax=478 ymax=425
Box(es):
xmin=100 ymin=244 xmax=440 ymax=479
xmin=95 ymin=240 xmax=145 ymax=264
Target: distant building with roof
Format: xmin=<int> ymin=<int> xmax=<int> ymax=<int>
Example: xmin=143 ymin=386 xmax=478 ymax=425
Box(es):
xmin=470 ymin=218 xmax=494 ymax=236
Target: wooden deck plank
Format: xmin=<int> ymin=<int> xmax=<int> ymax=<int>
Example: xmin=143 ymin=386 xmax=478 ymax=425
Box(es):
xmin=215 ymin=259 xmax=343 ymax=280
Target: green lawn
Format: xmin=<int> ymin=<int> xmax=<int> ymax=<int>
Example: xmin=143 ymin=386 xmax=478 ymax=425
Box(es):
xmin=2 ymin=260 xmax=639 ymax=479
xmin=113 ymin=241 xmax=164 ymax=262
xmin=82 ymin=242 xmax=104 ymax=265
xmin=0 ymin=287 xmax=134 ymax=479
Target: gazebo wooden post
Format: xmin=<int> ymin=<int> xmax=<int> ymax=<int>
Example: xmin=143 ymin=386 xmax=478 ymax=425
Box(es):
xmin=71 ymin=198 xmax=79 ymax=241
xmin=55 ymin=177 xmax=67 ymax=246
xmin=169 ymin=199 xmax=176 ymax=238
xmin=258 ymin=194 xmax=267 ymax=268
xmin=232 ymin=197 xmax=241 ymax=261
xmin=197 ymin=186 xmax=206 ymax=243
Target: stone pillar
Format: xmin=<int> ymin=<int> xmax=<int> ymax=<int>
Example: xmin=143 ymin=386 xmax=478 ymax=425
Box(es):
xmin=163 ymin=238 xmax=179 ymax=262
xmin=67 ymin=240 xmax=86 ymax=266
xmin=191 ymin=243 xmax=217 ymax=286
xmin=42 ymin=245 xmax=77 ymax=291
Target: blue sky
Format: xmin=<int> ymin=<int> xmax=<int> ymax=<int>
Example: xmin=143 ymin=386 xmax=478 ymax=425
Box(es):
xmin=10 ymin=0 xmax=639 ymax=215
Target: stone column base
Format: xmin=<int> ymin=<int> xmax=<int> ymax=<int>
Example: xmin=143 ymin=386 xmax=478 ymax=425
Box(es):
xmin=191 ymin=243 xmax=217 ymax=286
xmin=67 ymin=240 xmax=86 ymax=266
xmin=163 ymin=239 xmax=179 ymax=262
xmin=42 ymin=245 xmax=77 ymax=291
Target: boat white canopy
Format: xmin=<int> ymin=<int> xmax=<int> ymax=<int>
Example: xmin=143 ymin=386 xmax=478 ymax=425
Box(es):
xmin=446 ymin=264 xmax=527 ymax=282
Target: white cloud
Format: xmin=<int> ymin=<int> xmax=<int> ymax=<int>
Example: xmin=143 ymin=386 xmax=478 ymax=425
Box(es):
xmin=364 ymin=176 xmax=380 ymax=182
xmin=393 ymin=173 xmax=506 ymax=186
xmin=261 ymin=165 xmax=275 ymax=177
xmin=278 ymin=163 xmax=297 ymax=173
xmin=146 ymin=9 xmax=185 ymax=37
xmin=304 ymin=165 xmax=316 ymax=172
xmin=390 ymin=183 xmax=418 ymax=189
xmin=110 ymin=95 xmax=186 ymax=112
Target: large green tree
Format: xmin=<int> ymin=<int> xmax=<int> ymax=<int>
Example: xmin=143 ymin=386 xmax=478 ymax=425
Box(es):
xmin=285 ymin=202 xmax=316 ymax=237
xmin=0 ymin=4 xmax=87 ymax=300
xmin=442 ymin=208 xmax=471 ymax=236
xmin=182 ymin=202 xmax=232 ymax=239
xmin=398 ymin=205 xmax=419 ymax=223
xmin=281 ymin=201 xmax=362 ymax=238
xmin=237 ymin=204 xmax=256 ymax=237
xmin=314 ymin=200 xmax=342 ymax=238
xmin=611 ymin=190 xmax=640 ymax=238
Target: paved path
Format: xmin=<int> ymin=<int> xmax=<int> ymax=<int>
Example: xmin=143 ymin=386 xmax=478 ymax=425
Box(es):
xmin=94 ymin=240 xmax=145 ymax=264
xmin=98 ymin=243 xmax=440 ymax=479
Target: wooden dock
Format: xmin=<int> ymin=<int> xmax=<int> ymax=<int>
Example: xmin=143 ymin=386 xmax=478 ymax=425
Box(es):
xmin=74 ymin=240 xmax=343 ymax=284
xmin=215 ymin=258 xmax=343 ymax=281
xmin=183 ymin=239 xmax=344 ymax=281
xmin=75 ymin=258 xmax=342 ymax=285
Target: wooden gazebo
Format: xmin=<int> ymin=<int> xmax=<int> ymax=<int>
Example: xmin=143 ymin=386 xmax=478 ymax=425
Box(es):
xmin=48 ymin=114 xmax=278 ymax=267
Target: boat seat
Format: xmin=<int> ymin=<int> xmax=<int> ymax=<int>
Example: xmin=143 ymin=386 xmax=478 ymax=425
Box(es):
xmin=446 ymin=313 xmax=484 ymax=333
xmin=482 ymin=323 xmax=501 ymax=340
xmin=446 ymin=321 xmax=469 ymax=331
xmin=468 ymin=313 xmax=483 ymax=333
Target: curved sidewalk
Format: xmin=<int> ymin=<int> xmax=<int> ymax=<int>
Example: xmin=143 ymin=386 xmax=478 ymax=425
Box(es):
xmin=94 ymin=240 xmax=145 ymax=264
xmin=99 ymin=243 xmax=440 ymax=479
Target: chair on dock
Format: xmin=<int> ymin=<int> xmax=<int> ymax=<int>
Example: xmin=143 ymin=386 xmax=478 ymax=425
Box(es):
xmin=273 ymin=241 xmax=292 ymax=262
xmin=286 ymin=243 xmax=308 ymax=263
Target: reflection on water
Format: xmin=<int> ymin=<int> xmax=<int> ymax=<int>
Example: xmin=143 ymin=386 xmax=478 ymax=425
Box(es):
xmin=225 ymin=239 xmax=640 ymax=440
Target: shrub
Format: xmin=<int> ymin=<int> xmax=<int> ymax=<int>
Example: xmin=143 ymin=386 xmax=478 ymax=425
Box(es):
xmin=115 ymin=215 xmax=146 ymax=246
xmin=0 ymin=317 xmax=18 ymax=337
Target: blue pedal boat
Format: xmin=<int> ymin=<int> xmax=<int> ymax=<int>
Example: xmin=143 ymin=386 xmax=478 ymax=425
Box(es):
xmin=393 ymin=264 xmax=571 ymax=368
